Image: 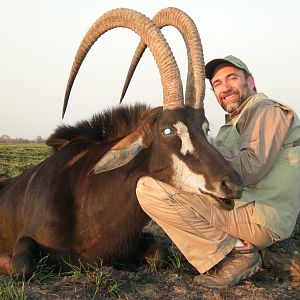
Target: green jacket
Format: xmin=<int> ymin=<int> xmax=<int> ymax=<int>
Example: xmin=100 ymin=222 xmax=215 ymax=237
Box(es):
xmin=215 ymin=93 xmax=300 ymax=238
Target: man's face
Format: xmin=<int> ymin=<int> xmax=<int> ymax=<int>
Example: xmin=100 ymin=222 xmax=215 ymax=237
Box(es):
xmin=210 ymin=63 xmax=255 ymax=113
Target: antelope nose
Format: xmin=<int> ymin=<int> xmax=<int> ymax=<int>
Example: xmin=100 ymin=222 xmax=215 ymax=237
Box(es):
xmin=221 ymin=176 xmax=243 ymax=199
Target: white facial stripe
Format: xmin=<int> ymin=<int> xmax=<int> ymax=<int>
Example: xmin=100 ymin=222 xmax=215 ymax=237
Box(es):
xmin=170 ymin=154 xmax=206 ymax=193
xmin=173 ymin=121 xmax=195 ymax=156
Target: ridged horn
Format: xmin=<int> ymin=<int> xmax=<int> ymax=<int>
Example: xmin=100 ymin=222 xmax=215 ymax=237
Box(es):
xmin=62 ymin=8 xmax=184 ymax=118
xmin=119 ymin=7 xmax=205 ymax=109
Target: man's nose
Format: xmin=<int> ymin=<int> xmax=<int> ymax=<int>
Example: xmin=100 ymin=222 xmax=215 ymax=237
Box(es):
xmin=221 ymin=81 xmax=231 ymax=92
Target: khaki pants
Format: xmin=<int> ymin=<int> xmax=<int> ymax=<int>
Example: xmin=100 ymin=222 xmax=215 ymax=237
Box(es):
xmin=136 ymin=176 xmax=278 ymax=273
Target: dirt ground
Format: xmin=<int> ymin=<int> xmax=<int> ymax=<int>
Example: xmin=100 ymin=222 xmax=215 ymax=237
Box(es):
xmin=7 ymin=227 xmax=299 ymax=300
xmin=2 ymin=263 xmax=300 ymax=299
xmin=23 ymin=260 xmax=300 ymax=300
xmin=18 ymin=252 xmax=299 ymax=300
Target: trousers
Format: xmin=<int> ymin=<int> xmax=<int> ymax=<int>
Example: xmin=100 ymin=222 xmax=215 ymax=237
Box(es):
xmin=136 ymin=176 xmax=278 ymax=273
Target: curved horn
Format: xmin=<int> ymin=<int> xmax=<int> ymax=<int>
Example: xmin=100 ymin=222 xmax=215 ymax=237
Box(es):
xmin=62 ymin=8 xmax=183 ymax=118
xmin=119 ymin=7 xmax=205 ymax=109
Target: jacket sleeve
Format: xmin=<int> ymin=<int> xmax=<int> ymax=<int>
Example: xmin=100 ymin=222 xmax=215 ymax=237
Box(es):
xmin=216 ymin=101 xmax=293 ymax=185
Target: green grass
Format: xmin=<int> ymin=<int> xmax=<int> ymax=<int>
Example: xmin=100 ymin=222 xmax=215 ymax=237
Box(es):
xmin=59 ymin=261 xmax=124 ymax=299
xmin=167 ymin=246 xmax=185 ymax=273
xmin=0 ymin=143 xmax=49 ymax=179
xmin=0 ymin=277 xmax=27 ymax=300
xmin=0 ymin=258 xmax=125 ymax=300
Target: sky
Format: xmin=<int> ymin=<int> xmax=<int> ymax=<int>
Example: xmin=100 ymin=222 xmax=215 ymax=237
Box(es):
xmin=1 ymin=0 xmax=300 ymax=139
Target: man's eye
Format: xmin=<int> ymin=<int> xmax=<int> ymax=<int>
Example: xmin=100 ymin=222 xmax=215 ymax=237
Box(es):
xmin=228 ymin=75 xmax=237 ymax=81
xmin=213 ymin=82 xmax=220 ymax=90
xmin=162 ymin=127 xmax=174 ymax=136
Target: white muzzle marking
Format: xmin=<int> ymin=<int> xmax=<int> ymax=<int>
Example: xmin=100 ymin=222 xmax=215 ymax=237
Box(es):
xmin=170 ymin=121 xmax=222 ymax=197
xmin=170 ymin=154 xmax=206 ymax=193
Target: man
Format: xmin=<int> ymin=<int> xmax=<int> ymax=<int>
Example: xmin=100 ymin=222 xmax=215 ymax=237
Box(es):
xmin=136 ymin=55 xmax=300 ymax=288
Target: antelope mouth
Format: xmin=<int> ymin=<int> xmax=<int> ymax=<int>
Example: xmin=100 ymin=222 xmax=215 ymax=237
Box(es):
xmin=215 ymin=197 xmax=234 ymax=210
xmin=199 ymin=189 xmax=234 ymax=210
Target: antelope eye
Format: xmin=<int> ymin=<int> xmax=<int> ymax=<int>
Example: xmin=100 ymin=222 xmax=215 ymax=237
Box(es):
xmin=162 ymin=127 xmax=174 ymax=136
xmin=202 ymin=121 xmax=209 ymax=135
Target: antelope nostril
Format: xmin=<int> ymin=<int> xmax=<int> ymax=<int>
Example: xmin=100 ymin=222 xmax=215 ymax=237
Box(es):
xmin=221 ymin=176 xmax=243 ymax=197
xmin=221 ymin=177 xmax=231 ymax=193
xmin=220 ymin=198 xmax=234 ymax=210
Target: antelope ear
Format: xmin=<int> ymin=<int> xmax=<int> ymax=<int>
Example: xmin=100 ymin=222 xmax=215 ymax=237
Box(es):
xmin=92 ymin=133 xmax=146 ymax=174
xmin=92 ymin=108 xmax=161 ymax=174
xmin=46 ymin=138 xmax=70 ymax=151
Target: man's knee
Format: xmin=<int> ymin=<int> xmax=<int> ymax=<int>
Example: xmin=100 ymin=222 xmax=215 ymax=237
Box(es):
xmin=137 ymin=176 xmax=154 ymax=197
xmin=136 ymin=176 xmax=179 ymax=211
xmin=252 ymin=228 xmax=280 ymax=249
xmin=136 ymin=176 xmax=159 ymax=207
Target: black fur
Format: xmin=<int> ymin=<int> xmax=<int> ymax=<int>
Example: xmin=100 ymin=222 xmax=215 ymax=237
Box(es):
xmin=47 ymin=103 xmax=150 ymax=149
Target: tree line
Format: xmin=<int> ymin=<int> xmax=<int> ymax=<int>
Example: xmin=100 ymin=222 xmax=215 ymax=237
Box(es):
xmin=0 ymin=135 xmax=45 ymax=144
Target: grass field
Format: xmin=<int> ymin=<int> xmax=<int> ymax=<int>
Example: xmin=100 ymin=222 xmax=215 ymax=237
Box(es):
xmin=0 ymin=143 xmax=49 ymax=179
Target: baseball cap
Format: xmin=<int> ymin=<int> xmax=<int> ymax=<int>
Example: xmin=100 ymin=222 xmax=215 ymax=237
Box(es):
xmin=205 ymin=55 xmax=251 ymax=80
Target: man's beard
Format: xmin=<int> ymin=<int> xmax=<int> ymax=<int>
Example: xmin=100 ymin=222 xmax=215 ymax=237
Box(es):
xmin=219 ymin=84 xmax=251 ymax=113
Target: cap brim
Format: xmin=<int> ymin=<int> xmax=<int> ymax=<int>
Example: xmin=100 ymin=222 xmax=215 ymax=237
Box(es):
xmin=205 ymin=58 xmax=230 ymax=80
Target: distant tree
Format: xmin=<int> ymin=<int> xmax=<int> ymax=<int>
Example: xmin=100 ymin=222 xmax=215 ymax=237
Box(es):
xmin=35 ymin=135 xmax=44 ymax=143
xmin=0 ymin=135 xmax=10 ymax=143
xmin=0 ymin=134 xmax=45 ymax=143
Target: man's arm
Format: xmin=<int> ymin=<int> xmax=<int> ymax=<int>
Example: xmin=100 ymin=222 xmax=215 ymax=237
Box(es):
xmin=215 ymin=101 xmax=293 ymax=185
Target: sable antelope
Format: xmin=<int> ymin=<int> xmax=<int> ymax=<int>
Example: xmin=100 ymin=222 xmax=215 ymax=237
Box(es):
xmin=0 ymin=8 xmax=242 ymax=279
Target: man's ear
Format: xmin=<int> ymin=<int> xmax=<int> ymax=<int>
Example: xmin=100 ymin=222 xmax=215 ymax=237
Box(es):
xmin=247 ymin=75 xmax=255 ymax=91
